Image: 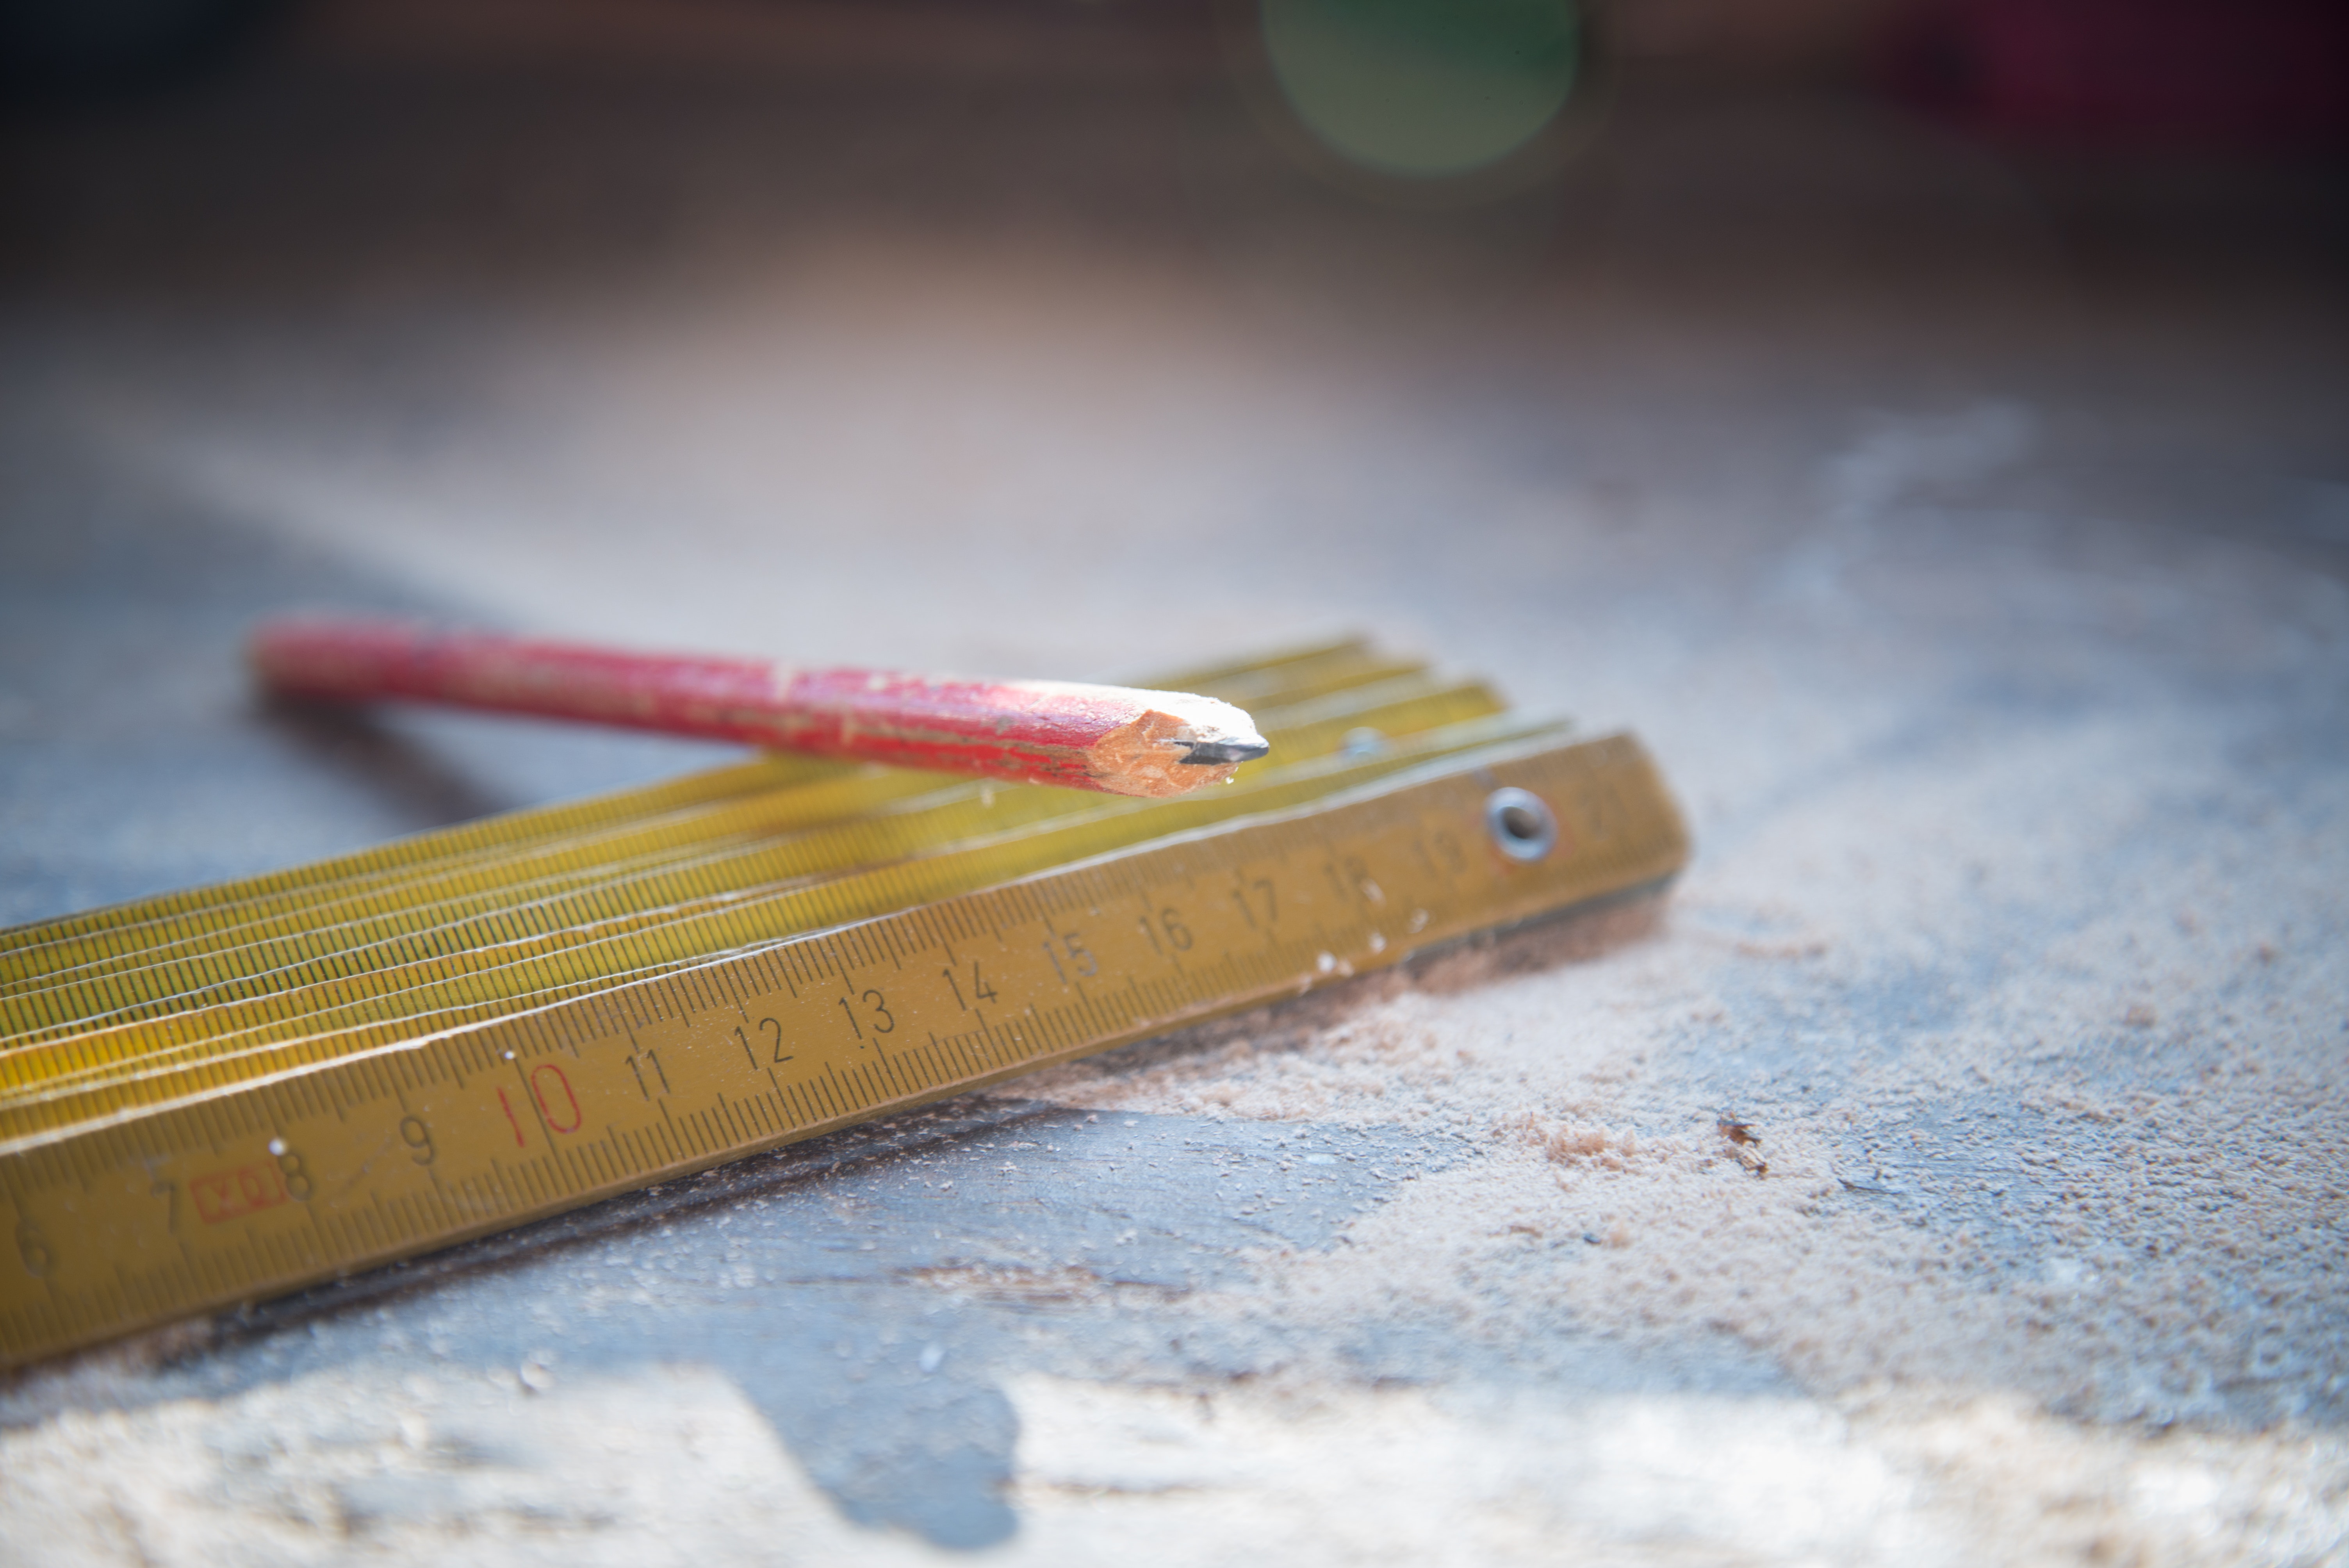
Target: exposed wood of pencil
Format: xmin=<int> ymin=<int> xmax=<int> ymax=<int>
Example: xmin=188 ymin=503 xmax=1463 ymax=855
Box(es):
xmin=248 ymin=620 xmax=1270 ymax=798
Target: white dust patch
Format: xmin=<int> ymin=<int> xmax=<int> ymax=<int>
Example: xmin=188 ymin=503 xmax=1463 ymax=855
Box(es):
xmin=1007 ymin=1374 xmax=2349 ymax=1568
xmin=0 ymin=1360 xmax=941 ymax=1568
xmin=10 ymin=1360 xmax=2335 ymax=1567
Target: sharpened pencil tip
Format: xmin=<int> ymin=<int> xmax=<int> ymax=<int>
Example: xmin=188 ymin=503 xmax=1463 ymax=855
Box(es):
xmin=1178 ymin=737 xmax=1271 ymax=764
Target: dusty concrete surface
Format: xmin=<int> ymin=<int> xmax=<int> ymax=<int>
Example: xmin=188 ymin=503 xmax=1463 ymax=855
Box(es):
xmin=3 ymin=18 xmax=2347 ymax=1564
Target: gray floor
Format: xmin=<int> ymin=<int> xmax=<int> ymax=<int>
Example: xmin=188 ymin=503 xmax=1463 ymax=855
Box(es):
xmin=2 ymin=27 xmax=2347 ymax=1565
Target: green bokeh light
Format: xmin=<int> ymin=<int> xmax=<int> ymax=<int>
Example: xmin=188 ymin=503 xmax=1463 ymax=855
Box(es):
xmin=1261 ymin=0 xmax=1582 ymax=178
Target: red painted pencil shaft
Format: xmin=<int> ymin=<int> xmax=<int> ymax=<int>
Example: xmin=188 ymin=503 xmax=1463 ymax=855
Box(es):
xmin=248 ymin=620 xmax=1268 ymax=798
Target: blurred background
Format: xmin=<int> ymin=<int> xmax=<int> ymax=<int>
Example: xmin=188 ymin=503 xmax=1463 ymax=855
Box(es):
xmin=3 ymin=0 xmax=2344 ymax=910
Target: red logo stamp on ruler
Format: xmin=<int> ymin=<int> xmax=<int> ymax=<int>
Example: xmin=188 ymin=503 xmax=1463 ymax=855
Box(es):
xmin=191 ymin=1161 xmax=289 ymax=1225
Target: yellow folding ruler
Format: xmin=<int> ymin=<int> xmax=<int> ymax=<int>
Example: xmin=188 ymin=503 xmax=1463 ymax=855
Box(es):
xmin=0 ymin=641 xmax=1687 ymax=1367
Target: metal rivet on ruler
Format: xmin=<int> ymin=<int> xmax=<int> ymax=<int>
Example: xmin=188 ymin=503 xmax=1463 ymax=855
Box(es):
xmin=1484 ymin=787 xmax=1557 ymax=862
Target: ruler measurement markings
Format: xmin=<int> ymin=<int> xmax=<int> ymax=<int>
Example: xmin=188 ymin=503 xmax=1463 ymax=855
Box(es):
xmin=814 ymin=1067 xmax=848 ymax=1121
xmin=742 ymin=1092 xmax=777 ymax=1142
xmin=0 ymin=739 xmax=1685 ymax=1361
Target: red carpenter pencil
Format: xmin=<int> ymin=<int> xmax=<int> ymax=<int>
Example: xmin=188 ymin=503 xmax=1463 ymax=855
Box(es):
xmin=248 ymin=619 xmax=1271 ymax=798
